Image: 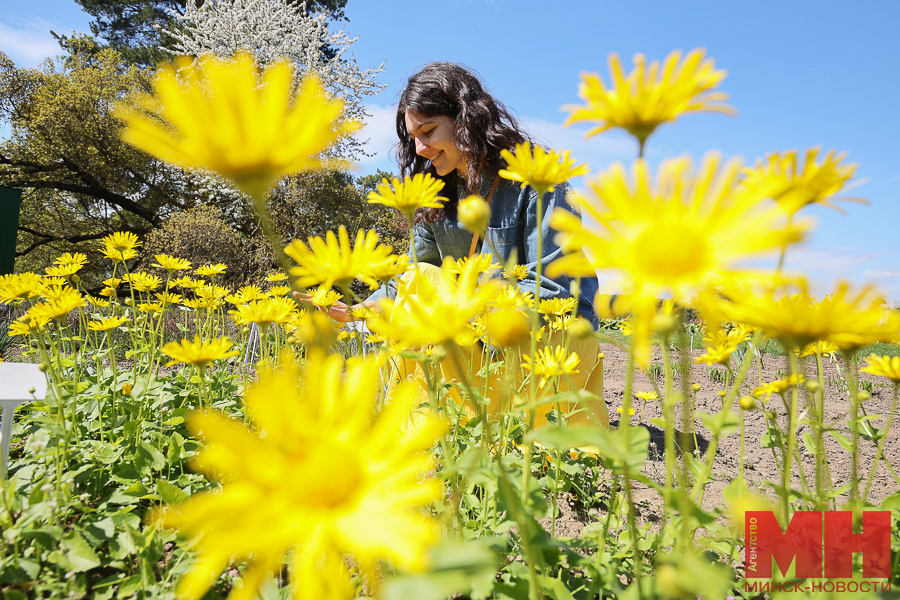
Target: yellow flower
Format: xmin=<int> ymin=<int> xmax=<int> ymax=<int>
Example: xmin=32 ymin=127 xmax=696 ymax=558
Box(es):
xmin=155 ymin=291 xmax=182 ymax=306
xmin=267 ymin=285 xmax=291 ymax=297
xmin=720 ymin=282 xmax=900 ymax=351
xmin=88 ymin=316 xmax=129 ymax=332
xmin=740 ymin=148 xmax=860 ymax=216
xmin=499 ymin=142 xmax=589 ymax=195
xmin=635 ymin=391 xmax=659 ymax=401
xmin=162 ymin=336 xmax=239 ymax=369
xmin=171 ymin=276 xmax=203 ymax=290
xmin=307 ymin=286 xmax=342 ymax=309
xmin=504 ymin=264 xmax=529 ymax=282
xmin=522 ymin=346 xmax=580 ymax=389
xmin=139 ymin=302 xmax=164 ymax=314
xmin=115 ymin=52 xmax=355 ymax=201
xmin=103 ymin=277 xmax=122 ymax=288
xmin=0 ymin=273 xmax=45 ymax=304
xmin=195 ymin=263 xmax=228 ymax=277
xmin=861 ymin=355 xmax=900 ymax=383
xmin=753 ymin=374 xmax=805 ymax=402
xmin=564 ymin=48 xmax=735 ymax=147
xmin=446 ymin=254 xmax=501 ymax=278
xmin=54 ymin=252 xmax=88 ymax=267
xmin=29 ymin=287 xmax=86 ymax=320
xmin=152 ymin=254 xmax=192 ymax=272
xmin=41 ymin=277 xmax=70 ymax=288
xmin=285 ymin=226 xmax=395 ymax=291
xmin=229 ymin=297 xmax=296 ymax=328
xmin=86 ymin=296 xmax=111 ymax=307
xmin=548 ymin=153 xmax=804 ymax=304
xmin=539 ymin=297 xmax=578 ymax=317
xmin=798 ymin=340 xmax=840 ymax=358
xmin=484 ymin=307 xmax=531 ymax=347
xmin=694 ymin=327 xmax=749 ymax=366
xmin=152 ymin=351 xmax=443 ymax=600
xmin=122 ymin=383 xmax=133 ymax=396
xmin=349 ymin=305 xmax=377 ymax=321
xmin=104 ymin=231 xmax=141 ymax=253
xmin=616 ymin=406 xmax=637 ymax=415
xmin=368 ymin=261 xmax=503 ymax=348
xmin=44 ymin=263 xmax=81 ymax=278
xmin=367 ymin=173 xmax=446 ymax=219
xmin=124 ymin=272 xmax=162 ymax=293
xmin=226 ymin=285 xmax=266 ymax=305
xmin=7 ymin=313 xmax=51 ymax=336
xmin=265 ymin=271 xmax=289 ymax=282
xmin=365 ymin=254 xmax=412 ymax=286
xmin=546 ymin=314 xmax=576 ymax=333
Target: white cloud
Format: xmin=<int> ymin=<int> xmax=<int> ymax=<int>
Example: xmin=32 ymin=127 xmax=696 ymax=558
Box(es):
xmin=0 ymin=18 xmax=66 ymax=68
xmin=353 ymin=103 xmax=398 ymax=172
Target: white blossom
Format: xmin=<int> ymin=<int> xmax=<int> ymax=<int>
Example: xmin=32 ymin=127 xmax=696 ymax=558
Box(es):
xmin=161 ymin=0 xmax=385 ymax=162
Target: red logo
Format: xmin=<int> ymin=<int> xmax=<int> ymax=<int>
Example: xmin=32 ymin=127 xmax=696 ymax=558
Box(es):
xmin=745 ymin=511 xmax=891 ymax=579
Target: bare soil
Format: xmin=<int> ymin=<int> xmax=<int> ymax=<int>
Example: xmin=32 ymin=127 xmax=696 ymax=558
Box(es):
xmin=546 ymin=342 xmax=900 ymax=539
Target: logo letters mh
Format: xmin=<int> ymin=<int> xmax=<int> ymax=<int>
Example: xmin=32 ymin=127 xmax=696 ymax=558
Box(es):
xmin=745 ymin=511 xmax=891 ymax=579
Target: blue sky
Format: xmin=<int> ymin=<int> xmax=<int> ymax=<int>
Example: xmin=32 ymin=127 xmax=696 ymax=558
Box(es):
xmin=2 ymin=0 xmax=898 ymax=300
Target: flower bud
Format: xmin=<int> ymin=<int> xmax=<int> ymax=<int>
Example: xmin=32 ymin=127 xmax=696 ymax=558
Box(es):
xmin=71 ymin=274 xmax=80 ymax=284
xmin=568 ymin=317 xmax=594 ymax=340
xmin=485 ymin=308 xmax=530 ymax=348
xmin=458 ymin=195 xmax=490 ymax=237
xmin=857 ymin=390 xmax=871 ymax=402
xmin=717 ymin=390 xmax=727 ymax=398
xmin=692 ymin=383 xmax=702 ymax=392
xmin=38 ymin=362 xmax=49 ymax=372
xmin=650 ymin=312 xmax=679 ymax=337
xmin=739 ymin=395 xmax=756 ymax=411
xmin=805 ymin=380 xmax=820 ymax=393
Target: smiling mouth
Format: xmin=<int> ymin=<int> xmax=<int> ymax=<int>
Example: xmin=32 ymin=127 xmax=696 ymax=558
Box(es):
xmin=424 ymin=150 xmax=443 ymax=162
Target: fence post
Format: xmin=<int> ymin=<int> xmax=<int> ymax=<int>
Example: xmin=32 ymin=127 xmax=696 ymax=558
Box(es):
xmin=0 ymin=185 xmax=23 ymax=276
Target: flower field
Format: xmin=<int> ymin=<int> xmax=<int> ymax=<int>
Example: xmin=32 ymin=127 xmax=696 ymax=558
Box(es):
xmin=1 ymin=48 xmax=899 ymax=600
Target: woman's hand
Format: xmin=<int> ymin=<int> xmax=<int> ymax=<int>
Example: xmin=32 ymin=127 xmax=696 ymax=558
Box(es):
xmin=293 ymin=292 xmax=377 ymax=323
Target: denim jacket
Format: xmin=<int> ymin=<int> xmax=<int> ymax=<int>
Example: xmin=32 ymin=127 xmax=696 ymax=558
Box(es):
xmin=369 ymin=172 xmax=599 ymax=325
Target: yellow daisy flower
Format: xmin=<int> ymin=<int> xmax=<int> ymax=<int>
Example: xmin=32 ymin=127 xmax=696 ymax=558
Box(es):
xmin=539 ymin=297 xmax=578 ymax=317
xmin=152 ymin=254 xmax=192 ymax=272
xmin=124 ymin=272 xmax=162 ymax=293
xmin=225 ymin=285 xmax=266 ymax=305
xmin=367 ymin=173 xmax=446 ymax=219
xmin=861 ymin=355 xmax=900 ymax=383
xmin=564 ymin=48 xmax=735 ymax=149
xmin=635 ymin=391 xmax=659 ymax=401
xmin=44 ymin=263 xmax=81 ymax=278
xmin=86 ymin=296 xmax=111 ymax=307
xmin=103 ymin=231 xmax=141 ymax=253
xmin=114 ymin=52 xmax=355 ymax=201
xmin=54 ymin=252 xmax=88 ymax=267
xmin=41 ymin=277 xmax=70 ymax=288
xmin=365 ymin=254 xmax=412 ymax=287
xmin=720 ymin=282 xmax=900 ymax=351
xmin=0 ymin=273 xmax=45 ymax=303
xmin=195 ymin=263 xmax=228 ymax=277
xmin=8 ymin=313 xmax=51 ymax=336
xmin=499 ymin=142 xmax=589 ymax=195
xmin=308 ymin=286 xmax=343 ymax=309
xmin=151 ymin=351 xmax=443 ymax=600
xmin=162 ymin=336 xmax=239 ymax=369
xmin=616 ymin=406 xmax=637 ymax=415
xmin=285 ymin=226 xmax=395 ymax=291
xmin=798 ymin=340 xmax=840 ymax=358
xmin=740 ymin=147 xmax=860 ymax=216
xmin=155 ymin=291 xmax=182 ymax=306
xmin=503 ymin=264 xmax=530 ymax=282
xmin=267 ymin=285 xmax=291 ymax=297
xmin=29 ymin=287 xmax=86 ymax=320
xmin=522 ymin=346 xmax=581 ymax=389
xmin=753 ymin=374 xmax=805 ymax=402
xmin=87 ymin=316 xmax=129 ymax=332
xmin=265 ymin=271 xmax=289 ymax=282
xmin=138 ymin=302 xmax=164 ymax=314
xmin=229 ymin=297 xmax=296 ymax=328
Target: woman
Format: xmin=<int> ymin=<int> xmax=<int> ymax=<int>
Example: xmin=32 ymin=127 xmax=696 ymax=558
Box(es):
xmin=320 ymin=62 xmax=608 ymax=428
xmin=363 ymin=61 xmax=600 ymax=319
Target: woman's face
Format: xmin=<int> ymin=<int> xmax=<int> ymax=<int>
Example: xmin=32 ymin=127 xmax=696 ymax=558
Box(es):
xmin=404 ymin=111 xmax=467 ymax=178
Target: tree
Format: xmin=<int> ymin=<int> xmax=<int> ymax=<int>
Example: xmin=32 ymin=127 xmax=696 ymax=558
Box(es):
xmin=163 ymin=0 xmax=384 ymax=162
xmin=67 ymin=0 xmax=348 ymax=66
xmin=0 ymin=37 xmax=242 ymax=282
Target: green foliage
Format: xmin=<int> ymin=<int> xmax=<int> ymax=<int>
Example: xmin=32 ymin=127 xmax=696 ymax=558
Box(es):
xmin=68 ymin=0 xmax=349 ymax=66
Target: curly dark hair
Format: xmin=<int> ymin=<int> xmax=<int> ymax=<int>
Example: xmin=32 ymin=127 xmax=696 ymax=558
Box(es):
xmin=395 ymin=62 xmax=528 ymax=224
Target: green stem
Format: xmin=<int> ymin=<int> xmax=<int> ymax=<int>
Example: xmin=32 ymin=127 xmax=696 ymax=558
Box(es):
xmin=863 ymin=383 xmax=900 ymax=500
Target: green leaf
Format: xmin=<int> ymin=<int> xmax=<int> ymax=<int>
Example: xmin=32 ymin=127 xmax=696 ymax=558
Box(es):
xmin=157 ymin=479 xmax=189 ymax=504
xmin=531 ymin=425 xmax=649 ymax=471
xmin=60 ymin=532 xmax=101 ymax=573
xmin=698 ymin=409 xmax=740 ymax=438
xmin=801 ymin=431 xmax=817 ymax=455
xmin=827 ymin=430 xmax=853 ymax=451
xmin=380 ymin=540 xmax=499 ymax=600
xmin=760 ymin=425 xmax=785 ymax=449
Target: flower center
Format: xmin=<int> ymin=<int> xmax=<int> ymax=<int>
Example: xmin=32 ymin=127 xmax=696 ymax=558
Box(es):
xmin=295 ymin=443 xmax=365 ymax=510
xmin=632 ymin=223 xmax=711 ymax=282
